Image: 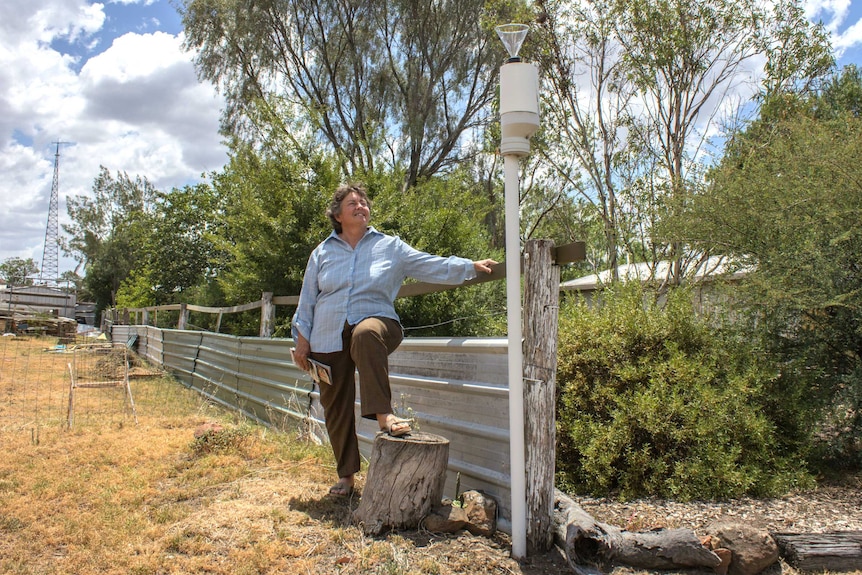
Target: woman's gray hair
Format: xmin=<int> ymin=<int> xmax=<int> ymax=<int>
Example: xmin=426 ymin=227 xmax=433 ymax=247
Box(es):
xmin=326 ymin=183 xmax=371 ymax=233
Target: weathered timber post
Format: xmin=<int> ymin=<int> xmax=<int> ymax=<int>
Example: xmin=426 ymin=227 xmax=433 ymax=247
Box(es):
xmin=774 ymin=532 xmax=862 ymax=572
xmin=142 ymin=309 xmax=149 ymax=326
xmin=260 ymin=292 xmax=274 ymax=338
xmin=354 ymin=432 xmax=450 ymax=535
xmin=178 ymin=302 xmax=188 ymax=330
xmin=522 ymin=238 xmax=560 ymax=554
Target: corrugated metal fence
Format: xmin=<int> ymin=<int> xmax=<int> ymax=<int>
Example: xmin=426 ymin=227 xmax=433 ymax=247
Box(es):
xmin=111 ymin=324 xmax=515 ymax=525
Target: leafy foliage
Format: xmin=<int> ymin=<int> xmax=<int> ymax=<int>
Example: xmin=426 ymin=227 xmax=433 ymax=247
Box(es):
xmin=210 ymin=145 xmax=340 ymax=305
xmin=674 ymin=65 xmax=862 ymax=470
xmin=0 ymin=257 xmax=39 ymax=285
xmin=63 ymin=167 xmax=157 ymax=314
xmin=556 ymin=284 xmax=812 ymax=500
xmin=116 ymin=183 xmax=221 ymax=309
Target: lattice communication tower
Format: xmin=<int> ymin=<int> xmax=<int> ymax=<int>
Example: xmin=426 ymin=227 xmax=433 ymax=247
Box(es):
xmin=40 ymin=141 xmax=70 ymax=284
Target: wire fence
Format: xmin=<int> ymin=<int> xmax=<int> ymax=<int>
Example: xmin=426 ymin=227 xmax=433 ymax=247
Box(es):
xmin=0 ymin=335 xmax=202 ymax=437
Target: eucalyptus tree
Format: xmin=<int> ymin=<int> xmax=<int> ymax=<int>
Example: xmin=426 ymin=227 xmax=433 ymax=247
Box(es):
xmin=533 ymin=0 xmax=832 ymax=284
xmin=534 ymin=0 xmax=631 ymax=278
xmin=116 ymin=183 xmax=222 ymax=308
xmin=181 ymin=0 xmax=526 ymax=190
xmin=62 ymin=167 xmax=157 ymax=314
xmin=0 ymin=257 xmax=39 ymax=286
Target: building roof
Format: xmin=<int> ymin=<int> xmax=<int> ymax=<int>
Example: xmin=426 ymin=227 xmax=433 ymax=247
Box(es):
xmin=560 ymin=255 xmax=750 ymax=292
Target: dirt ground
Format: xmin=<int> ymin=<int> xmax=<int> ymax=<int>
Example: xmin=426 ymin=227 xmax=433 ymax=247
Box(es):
xmin=2 ymin=337 xmax=860 ymax=575
xmin=3 ymin=414 xmax=860 ymax=575
xmin=0 ymin=416 xmax=572 ymax=575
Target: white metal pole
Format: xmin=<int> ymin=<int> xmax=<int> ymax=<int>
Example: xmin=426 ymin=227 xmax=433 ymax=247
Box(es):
xmin=504 ymin=152 xmax=527 ymax=559
xmin=496 ymin=23 xmax=537 ymax=560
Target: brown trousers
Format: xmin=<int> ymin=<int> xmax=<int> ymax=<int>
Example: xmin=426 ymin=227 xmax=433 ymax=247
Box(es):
xmin=311 ymin=316 xmax=403 ymax=479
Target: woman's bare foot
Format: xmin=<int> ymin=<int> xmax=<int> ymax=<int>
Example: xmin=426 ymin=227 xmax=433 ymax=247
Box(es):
xmin=376 ymin=413 xmax=412 ymax=437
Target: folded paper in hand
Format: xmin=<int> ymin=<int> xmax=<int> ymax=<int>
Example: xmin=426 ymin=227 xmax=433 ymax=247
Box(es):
xmin=290 ymin=347 xmax=332 ymax=386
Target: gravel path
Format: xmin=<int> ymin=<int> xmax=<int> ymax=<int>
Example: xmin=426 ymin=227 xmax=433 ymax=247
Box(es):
xmin=576 ymin=483 xmax=862 ymax=535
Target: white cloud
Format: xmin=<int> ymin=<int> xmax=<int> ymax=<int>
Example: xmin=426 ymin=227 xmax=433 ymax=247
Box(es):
xmin=832 ymin=15 xmax=862 ymax=54
xmin=0 ymin=0 xmax=226 ymax=275
xmin=804 ymin=0 xmax=862 ymax=58
xmin=805 ymin=0 xmax=851 ymax=30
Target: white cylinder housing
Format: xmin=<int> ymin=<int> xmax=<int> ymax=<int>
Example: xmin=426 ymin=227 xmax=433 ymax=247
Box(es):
xmin=499 ymin=61 xmax=539 ymax=156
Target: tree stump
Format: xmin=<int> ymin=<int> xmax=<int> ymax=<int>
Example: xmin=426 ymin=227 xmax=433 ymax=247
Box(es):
xmin=353 ymin=431 xmax=449 ymax=535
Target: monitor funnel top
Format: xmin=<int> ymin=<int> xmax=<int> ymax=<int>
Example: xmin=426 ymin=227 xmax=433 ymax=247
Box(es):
xmin=495 ymin=23 xmax=529 ymax=60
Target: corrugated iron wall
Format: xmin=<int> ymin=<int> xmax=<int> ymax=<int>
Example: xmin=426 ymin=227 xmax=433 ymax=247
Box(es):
xmin=111 ymin=325 xmax=514 ymax=526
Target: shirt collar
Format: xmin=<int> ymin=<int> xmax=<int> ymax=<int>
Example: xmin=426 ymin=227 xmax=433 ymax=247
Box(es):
xmin=324 ymin=226 xmax=381 ymax=245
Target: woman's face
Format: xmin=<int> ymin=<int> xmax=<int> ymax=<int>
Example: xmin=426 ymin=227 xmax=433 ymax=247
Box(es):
xmin=335 ymin=191 xmax=370 ymax=230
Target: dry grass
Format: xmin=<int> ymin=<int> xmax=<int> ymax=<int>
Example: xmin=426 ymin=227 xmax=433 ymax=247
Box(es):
xmin=2 ymin=337 xmax=852 ymax=575
xmin=1 ymin=336 xmax=190 ymax=432
xmin=0 ymin=337 xmax=569 ymax=575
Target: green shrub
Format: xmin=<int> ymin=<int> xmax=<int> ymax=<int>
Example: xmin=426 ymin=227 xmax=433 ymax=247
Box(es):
xmin=555 ymin=284 xmax=813 ymax=500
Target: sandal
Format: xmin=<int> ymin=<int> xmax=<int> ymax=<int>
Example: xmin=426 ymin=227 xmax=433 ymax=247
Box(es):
xmin=381 ymin=416 xmax=413 ymax=437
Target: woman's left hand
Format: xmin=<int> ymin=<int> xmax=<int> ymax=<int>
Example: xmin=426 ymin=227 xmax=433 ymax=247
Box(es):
xmin=293 ymin=333 xmax=312 ymax=372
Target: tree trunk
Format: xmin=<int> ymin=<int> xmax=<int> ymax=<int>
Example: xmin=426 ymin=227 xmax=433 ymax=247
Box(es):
xmin=553 ymin=490 xmax=721 ymax=574
xmin=354 ymin=432 xmax=449 ymax=535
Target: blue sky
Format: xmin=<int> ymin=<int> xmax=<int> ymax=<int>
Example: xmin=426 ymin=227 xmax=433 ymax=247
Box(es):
xmin=0 ymin=0 xmax=226 ymax=277
xmin=1 ymin=0 xmax=861 ymax=279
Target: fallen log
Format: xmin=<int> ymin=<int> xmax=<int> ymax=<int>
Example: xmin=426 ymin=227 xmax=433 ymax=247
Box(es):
xmin=553 ymin=489 xmax=722 ymax=574
xmin=773 ymin=532 xmax=862 ymax=572
xmin=353 ymin=431 xmax=449 ymax=536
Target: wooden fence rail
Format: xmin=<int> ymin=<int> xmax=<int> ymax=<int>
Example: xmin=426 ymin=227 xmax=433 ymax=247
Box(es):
xmin=113 ymin=261 xmax=512 ymax=337
xmin=111 ymin=242 xmax=584 ymax=339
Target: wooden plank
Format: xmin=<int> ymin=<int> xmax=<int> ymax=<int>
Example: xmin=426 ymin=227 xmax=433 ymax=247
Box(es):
xmin=396 ymin=262 xmax=506 ymax=299
xmin=552 ymin=241 xmax=586 ymax=264
xmin=75 ymin=381 xmax=124 ymax=388
xmin=272 ymin=295 xmax=300 ymax=306
xmin=187 ymin=300 xmax=263 ymax=314
xmin=773 ymin=532 xmax=862 ymax=572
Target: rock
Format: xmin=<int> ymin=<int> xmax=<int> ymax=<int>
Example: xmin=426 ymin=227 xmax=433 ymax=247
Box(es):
xmin=423 ymin=503 xmax=468 ymax=533
xmin=701 ymin=534 xmax=733 ymax=575
xmin=714 ymin=547 xmax=733 ymax=575
xmin=423 ymin=491 xmax=498 ymax=536
xmin=461 ymin=490 xmax=497 ymax=537
xmin=706 ymin=521 xmax=778 ymax=575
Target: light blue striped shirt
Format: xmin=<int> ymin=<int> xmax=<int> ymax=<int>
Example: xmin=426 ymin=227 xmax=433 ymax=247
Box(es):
xmin=291 ymin=227 xmax=477 ymax=353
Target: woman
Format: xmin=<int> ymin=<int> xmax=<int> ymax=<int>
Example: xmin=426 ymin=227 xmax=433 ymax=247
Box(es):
xmin=291 ymin=183 xmax=496 ymax=497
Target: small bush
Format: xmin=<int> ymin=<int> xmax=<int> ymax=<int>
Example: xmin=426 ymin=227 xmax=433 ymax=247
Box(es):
xmin=190 ymin=423 xmax=257 ymax=456
xmin=556 ymin=284 xmax=813 ymax=500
